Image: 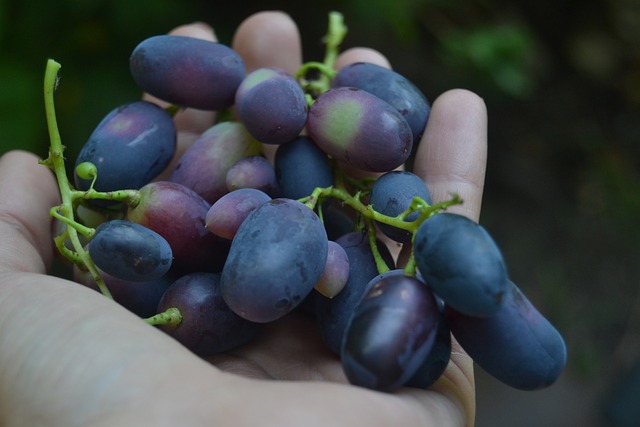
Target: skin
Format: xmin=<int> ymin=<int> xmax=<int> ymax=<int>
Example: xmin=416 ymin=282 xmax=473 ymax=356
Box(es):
xmin=0 ymin=11 xmax=485 ymax=427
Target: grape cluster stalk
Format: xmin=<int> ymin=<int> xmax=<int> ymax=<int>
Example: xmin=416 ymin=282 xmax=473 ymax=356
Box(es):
xmin=40 ymin=11 xmax=567 ymax=393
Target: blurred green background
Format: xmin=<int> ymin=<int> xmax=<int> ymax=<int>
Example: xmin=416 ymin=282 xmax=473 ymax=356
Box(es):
xmin=1 ymin=0 xmax=639 ymax=425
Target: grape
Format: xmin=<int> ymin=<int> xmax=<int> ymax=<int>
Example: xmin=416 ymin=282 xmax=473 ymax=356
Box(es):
xmin=235 ymin=67 xmax=308 ymax=144
xmin=157 ymin=272 xmax=262 ymax=356
xmin=205 ymin=188 xmax=272 ymax=240
xmin=88 ymin=219 xmax=173 ymax=282
xmin=169 ymin=121 xmax=262 ymax=204
xmin=74 ymin=101 xmax=176 ymax=199
xmin=445 ymin=280 xmax=567 ymax=390
xmin=74 ymin=265 xmax=175 ymax=318
xmin=274 ymin=136 xmax=333 ymax=201
xmin=322 ymin=205 xmax=357 ymax=241
xmin=307 ymin=87 xmax=413 ymax=172
xmin=341 ymin=273 xmax=440 ymax=392
xmin=129 ymin=35 xmax=245 ymax=110
xmin=331 ymin=62 xmax=430 ymax=144
xmin=413 ymin=213 xmax=509 ymax=317
xmin=126 ymin=181 xmax=230 ymax=273
xmin=315 ymin=231 xmax=395 ymax=354
xmin=226 ymin=155 xmax=280 ymax=196
xmin=221 ymin=198 xmax=328 ymax=323
xmin=370 ymin=171 xmax=432 ymax=244
xmin=314 ymin=241 xmax=350 ymax=298
xmin=405 ymin=300 xmax=452 ymax=388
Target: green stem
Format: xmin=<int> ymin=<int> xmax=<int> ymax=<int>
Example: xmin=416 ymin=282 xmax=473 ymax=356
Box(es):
xmin=403 ymin=237 xmax=418 ymax=276
xmin=300 ymin=184 xmax=463 ymax=275
xmin=50 ymin=206 xmax=95 ymax=239
xmin=366 ymin=217 xmax=391 ymax=274
xmin=296 ymin=11 xmax=348 ymax=98
xmin=41 ymin=59 xmax=113 ymax=299
xmin=144 ymin=307 xmax=183 ymax=327
xmin=322 ymin=11 xmax=348 ymax=69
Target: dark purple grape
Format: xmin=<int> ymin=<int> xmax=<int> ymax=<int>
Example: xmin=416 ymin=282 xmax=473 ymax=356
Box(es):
xmin=307 ymin=87 xmax=412 ymax=172
xmin=445 ymin=280 xmax=567 ymax=390
xmin=169 ymin=121 xmax=262 ymax=204
xmin=74 ymin=101 xmax=176 ymax=198
xmin=225 ymin=155 xmax=279 ymax=196
xmin=314 ymin=231 xmax=395 ymax=354
xmin=370 ymin=171 xmax=432 ymax=244
xmin=88 ymin=219 xmax=172 ymax=282
xmin=205 ymin=188 xmax=272 ymax=240
xmin=74 ymin=265 xmax=175 ymax=318
xmin=235 ymin=67 xmax=308 ymax=144
xmin=341 ymin=273 xmax=440 ymax=392
xmin=126 ymin=181 xmax=230 ymax=273
xmin=221 ymin=198 xmax=328 ymax=323
xmin=157 ymin=272 xmax=262 ymax=356
xmin=332 ymin=62 xmax=430 ymax=144
xmin=274 ymin=136 xmax=333 ymax=200
xmin=413 ymin=213 xmax=509 ymax=317
xmin=314 ymin=241 xmax=350 ymax=298
xmin=405 ymin=301 xmax=452 ymax=388
xmin=129 ymin=35 xmax=245 ymax=110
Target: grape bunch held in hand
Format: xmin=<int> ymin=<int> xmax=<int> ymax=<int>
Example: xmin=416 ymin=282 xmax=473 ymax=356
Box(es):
xmin=41 ymin=11 xmax=566 ymax=395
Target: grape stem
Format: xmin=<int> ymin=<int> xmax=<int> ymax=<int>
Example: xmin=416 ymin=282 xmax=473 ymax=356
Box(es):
xmin=302 ymin=185 xmax=461 ymax=233
xmin=39 ymin=60 xmax=114 ymax=299
xmin=40 ymin=59 xmax=141 ymax=298
xmin=296 ymin=11 xmax=347 ymax=101
xmin=144 ymin=307 xmax=183 ymax=327
xmin=301 ymin=184 xmax=462 ymax=275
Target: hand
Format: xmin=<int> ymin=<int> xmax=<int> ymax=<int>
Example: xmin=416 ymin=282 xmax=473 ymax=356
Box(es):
xmin=0 ymin=11 xmax=484 ymax=427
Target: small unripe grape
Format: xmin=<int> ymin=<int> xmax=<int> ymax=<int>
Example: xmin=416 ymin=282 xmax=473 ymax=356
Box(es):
xmin=75 ymin=162 xmax=97 ymax=181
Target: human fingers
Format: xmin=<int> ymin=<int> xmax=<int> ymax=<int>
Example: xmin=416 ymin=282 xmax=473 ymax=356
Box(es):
xmin=231 ymin=11 xmax=302 ymax=75
xmin=413 ymin=89 xmax=487 ymax=222
xmin=0 ymin=150 xmax=60 ymax=274
xmin=334 ymin=47 xmax=391 ymax=70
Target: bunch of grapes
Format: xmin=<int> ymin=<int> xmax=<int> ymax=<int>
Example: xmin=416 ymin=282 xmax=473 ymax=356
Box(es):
xmin=42 ymin=12 xmax=566 ymax=394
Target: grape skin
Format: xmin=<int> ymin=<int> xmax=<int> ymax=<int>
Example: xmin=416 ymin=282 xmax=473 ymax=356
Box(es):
xmin=307 ymin=87 xmax=413 ymax=172
xmin=74 ymin=101 xmax=176 ymax=199
xmin=127 ymin=181 xmax=230 ymax=274
xmin=157 ymin=272 xmax=262 ymax=356
xmin=274 ymin=136 xmax=333 ymax=201
xmin=314 ymin=241 xmax=350 ymax=298
xmin=225 ymin=155 xmax=280 ymax=196
xmin=405 ymin=299 xmax=452 ymax=389
xmin=235 ymin=67 xmax=308 ymax=145
xmin=332 ymin=62 xmax=431 ymax=144
xmin=129 ymin=35 xmax=245 ymax=110
xmin=205 ymin=188 xmax=272 ymax=240
xmin=169 ymin=121 xmax=262 ymax=204
xmin=445 ymin=280 xmax=568 ymax=390
xmin=88 ymin=219 xmax=173 ymax=282
xmin=221 ymin=198 xmax=328 ymax=323
xmin=315 ymin=231 xmax=395 ymax=354
xmin=413 ymin=212 xmax=509 ymax=317
xmin=370 ymin=171 xmax=433 ymax=244
xmin=341 ymin=273 xmax=440 ymax=392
